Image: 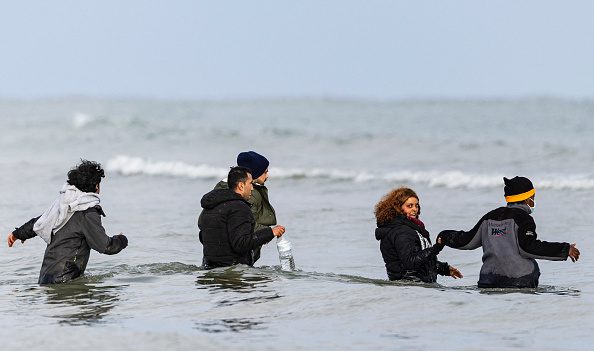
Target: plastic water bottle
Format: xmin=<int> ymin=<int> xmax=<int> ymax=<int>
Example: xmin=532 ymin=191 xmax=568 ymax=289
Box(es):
xmin=277 ymin=236 xmax=295 ymax=271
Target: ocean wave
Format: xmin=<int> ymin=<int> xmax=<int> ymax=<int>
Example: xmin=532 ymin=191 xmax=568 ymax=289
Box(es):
xmin=106 ymin=155 xmax=594 ymax=190
xmin=72 ymin=112 xmax=96 ymax=128
xmin=106 ymin=155 xmax=227 ymax=178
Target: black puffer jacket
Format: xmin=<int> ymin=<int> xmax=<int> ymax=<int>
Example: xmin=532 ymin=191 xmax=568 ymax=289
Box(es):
xmin=214 ymin=179 xmax=277 ymax=263
xmin=198 ymin=189 xmax=274 ymax=268
xmin=375 ymin=215 xmax=449 ymax=283
xmin=12 ymin=206 xmax=128 ymax=284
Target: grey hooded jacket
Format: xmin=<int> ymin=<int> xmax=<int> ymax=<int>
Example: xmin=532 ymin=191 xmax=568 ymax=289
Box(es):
xmin=438 ymin=204 xmax=569 ymax=288
xmin=12 ymin=206 xmax=128 ymax=284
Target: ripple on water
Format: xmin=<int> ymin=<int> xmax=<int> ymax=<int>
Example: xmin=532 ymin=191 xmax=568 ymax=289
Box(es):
xmin=194 ymin=317 xmax=267 ymax=333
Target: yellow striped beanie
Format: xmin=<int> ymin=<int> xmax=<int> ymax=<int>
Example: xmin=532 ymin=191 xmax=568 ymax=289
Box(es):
xmin=504 ymin=176 xmax=535 ymax=203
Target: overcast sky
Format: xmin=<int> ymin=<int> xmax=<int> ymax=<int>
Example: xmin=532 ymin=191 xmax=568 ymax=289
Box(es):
xmin=0 ymin=1 xmax=592 ymax=100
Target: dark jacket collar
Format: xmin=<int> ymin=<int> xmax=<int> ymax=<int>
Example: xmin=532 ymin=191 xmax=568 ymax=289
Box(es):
xmin=201 ymin=189 xmax=249 ymax=209
xmin=375 ymin=215 xmax=428 ymax=240
xmin=506 ymin=203 xmax=532 ymax=214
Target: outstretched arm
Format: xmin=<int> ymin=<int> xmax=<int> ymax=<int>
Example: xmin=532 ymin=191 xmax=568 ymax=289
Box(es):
xmin=8 ymin=216 xmax=41 ymax=246
xmin=437 ymin=215 xmax=486 ymax=250
xmin=81 ymin=209 xmax=128 ymax=255
xmin=516 ymin=216 xmax=570 ymax=261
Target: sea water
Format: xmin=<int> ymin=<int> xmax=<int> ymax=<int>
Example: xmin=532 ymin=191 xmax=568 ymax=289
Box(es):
xmin=0 ymin=98 xmax=593 ymax=350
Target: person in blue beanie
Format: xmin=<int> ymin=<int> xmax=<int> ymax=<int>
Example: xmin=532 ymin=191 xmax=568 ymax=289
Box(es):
xmin=212 ymin=151 xmax=285 ymax=265
xmin=199 ymin=166 xmax=285 ymax=268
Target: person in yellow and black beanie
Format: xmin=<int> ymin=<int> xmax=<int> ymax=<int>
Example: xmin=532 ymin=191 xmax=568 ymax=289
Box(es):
xmin=504 ymin=176 xmax=536 ymax=210
xmin=436 ymin=176 xmax=580 ymax=288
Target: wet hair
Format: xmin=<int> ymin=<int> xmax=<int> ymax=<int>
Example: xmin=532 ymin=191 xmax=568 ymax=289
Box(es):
xmin=374 ymin=187 xmax=420 ymax=225
xmin=228 ymin=166 xmax=251 ymax=191
xmin=67 ymin=159 xmax=105 ymax=193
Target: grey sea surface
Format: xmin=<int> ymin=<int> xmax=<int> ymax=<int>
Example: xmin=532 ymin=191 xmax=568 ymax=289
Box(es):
xmin=0 ymin=98 xmax=593 ymax=350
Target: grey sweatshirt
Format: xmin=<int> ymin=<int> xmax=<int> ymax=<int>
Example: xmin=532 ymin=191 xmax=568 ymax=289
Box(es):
xmin=13 ymin=206 xmax=128 ymax=284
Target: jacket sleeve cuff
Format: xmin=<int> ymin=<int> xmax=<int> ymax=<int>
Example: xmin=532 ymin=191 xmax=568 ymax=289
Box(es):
xmin=253 ymin=227 xmax=274 ymax=246
xmin=13 ymin=217 xmax=39 ymax=241
xmin=432 ymin=242 xmax=444 ymax=255
xmin=561 ymin=243 xmax=570 ymax=260
xmin=437 ymin=261 xmax=450 ymax=276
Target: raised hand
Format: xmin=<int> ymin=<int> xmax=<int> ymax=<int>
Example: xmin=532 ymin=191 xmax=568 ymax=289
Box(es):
xmin=569 ymin=243 xmax=580 ymax=262
xmin=7 ymin=232 xmax=17 ymax=247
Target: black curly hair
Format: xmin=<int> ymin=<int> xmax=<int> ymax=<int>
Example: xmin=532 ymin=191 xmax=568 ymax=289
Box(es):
xmin=67 ymin=159 xmax=105 ymax=193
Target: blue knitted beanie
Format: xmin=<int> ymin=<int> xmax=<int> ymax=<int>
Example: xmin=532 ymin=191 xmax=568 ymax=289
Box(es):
xmin=237 ymin=151 xmax=269 ymax=179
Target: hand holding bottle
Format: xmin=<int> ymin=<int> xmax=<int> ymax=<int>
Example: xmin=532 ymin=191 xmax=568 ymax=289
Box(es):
xmin=272 ymin=225 xmax=285 ymax=237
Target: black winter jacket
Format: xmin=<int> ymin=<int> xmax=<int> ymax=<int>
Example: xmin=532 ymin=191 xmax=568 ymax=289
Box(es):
xmin=214 ymin=179 xmax=277 ymax=263
xmin=375 ymin=215 xmax=449 ymax=283
xmin=198 ymin=189 xmax=274 ymax=268
xmin=12 ymin=206 xmax=128 ymax=284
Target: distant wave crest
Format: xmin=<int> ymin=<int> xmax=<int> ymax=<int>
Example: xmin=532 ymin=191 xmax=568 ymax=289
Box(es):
xmin=106 ymin=155 xmax=228 ymax=178
xmin=72 ymin=112 xmax=96 ymax=128
xmin=106 ymin=155 xmax=594 ymax=190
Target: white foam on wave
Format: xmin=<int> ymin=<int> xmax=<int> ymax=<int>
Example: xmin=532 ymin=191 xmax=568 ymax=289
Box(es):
xmin=381 ymin=170 xmax=503 ymax=189
xmin=106 ymin=155 xmax=594 ymax=190
xmin=106 ymin=155 xmax=228 ymax=179
xmin=537 ymin=178 xmax=594 ymax=191
xmin=72 ymin=112 xmax=95 ymax=128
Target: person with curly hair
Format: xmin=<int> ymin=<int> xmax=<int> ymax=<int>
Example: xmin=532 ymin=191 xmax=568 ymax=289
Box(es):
xmin=374 ymin=187 xmax=462 ymax=283
xmin=7 ymin=160 xmax=128 ymax=284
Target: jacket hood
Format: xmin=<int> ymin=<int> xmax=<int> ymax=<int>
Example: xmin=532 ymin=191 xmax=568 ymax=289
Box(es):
xmin=506 ymin=203 xmax=532 ymax=215
xmin=201 ymin=189 xmax=247 ymax=209
xmin=375 ymin=226 xmax=389 ymax=241
xmin=375 ymin=215 xmax=423 ymax=241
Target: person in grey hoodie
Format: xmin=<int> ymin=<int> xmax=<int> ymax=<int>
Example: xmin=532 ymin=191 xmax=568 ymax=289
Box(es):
xmin=7 ymin=160 xmax=128 ymax=284
xmin=437 ymin=176 xmax=580 ymax=288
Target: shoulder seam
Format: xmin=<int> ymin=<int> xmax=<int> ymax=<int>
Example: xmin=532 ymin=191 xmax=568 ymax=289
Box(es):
xmin=84 ymin=205 xmax=106 ymax=217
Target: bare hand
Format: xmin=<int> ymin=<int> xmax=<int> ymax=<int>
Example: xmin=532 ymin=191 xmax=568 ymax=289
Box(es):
xmin=272 ymin=225 xmax=285 ymax=237
xmin=449 ymin=266 xmax=463 ymax=279
xmin=7 ymin=232 xmax=17 ymax=247
xmin=569 ymin=243 xmax=580 ymax=262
